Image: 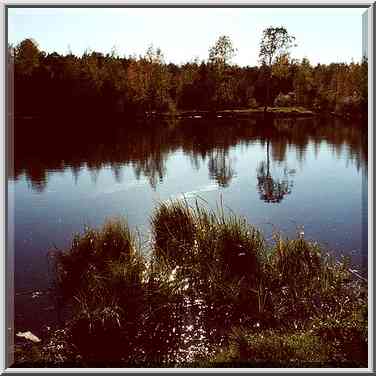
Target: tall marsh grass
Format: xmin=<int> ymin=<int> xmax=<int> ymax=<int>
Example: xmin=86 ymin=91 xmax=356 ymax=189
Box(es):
xmin=21 ymin=200 xmax=366 ymax=367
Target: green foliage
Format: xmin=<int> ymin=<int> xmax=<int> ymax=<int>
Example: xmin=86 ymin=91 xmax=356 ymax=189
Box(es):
xmin=311 ymin=312 xmax=368 ymax=364
xmin=207 ymin=307 xmax=367 ymax=367
xmin=211 ymin=328 xmax=330 ymax=366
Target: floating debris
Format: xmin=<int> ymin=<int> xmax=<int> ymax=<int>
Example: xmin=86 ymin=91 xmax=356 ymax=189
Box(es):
xmin=16 ymin=331 xmax=41 ymax=343
xmin=31 ymin=291 xmax=43 ymax=299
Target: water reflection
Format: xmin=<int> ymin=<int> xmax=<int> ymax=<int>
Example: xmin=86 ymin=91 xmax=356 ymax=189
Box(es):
xmin=11 ymin=116 xmax=367 ymax=193
xmin=208 ymin=149 xmax=235 ymax=188
xmin=256 ymin=163 xmax=293 ymax=203
xmin=256 ymin=140 xmax=293 ymax=203
xmin=10 ymin=115 xmax=368 ymax=347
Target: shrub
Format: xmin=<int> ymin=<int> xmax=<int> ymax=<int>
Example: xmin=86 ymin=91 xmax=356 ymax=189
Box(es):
xmin=274 ymin=92 xmax=293 ymax=107
xmin=335 ymin=95 xmax=362 ymax=118
xmin=248 ymin=98 xmax=258 ymax=109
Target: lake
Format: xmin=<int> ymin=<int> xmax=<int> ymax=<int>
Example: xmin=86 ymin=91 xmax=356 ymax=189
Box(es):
xmin=8 ymin=115 xmax=368 ymax=336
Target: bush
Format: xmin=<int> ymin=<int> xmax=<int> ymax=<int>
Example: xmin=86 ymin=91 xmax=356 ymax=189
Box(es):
xmin=248 ymin=98 xmax=258 ymax=109
xmin=335 ymin=95 xmax=362 ymax=118
xmin=274 ymin=92 xmax=293 ymax=107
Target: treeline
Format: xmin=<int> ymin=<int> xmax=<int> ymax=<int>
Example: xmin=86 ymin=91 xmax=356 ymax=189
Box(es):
xmin=10 ymin=34 xmax=367 ymax=119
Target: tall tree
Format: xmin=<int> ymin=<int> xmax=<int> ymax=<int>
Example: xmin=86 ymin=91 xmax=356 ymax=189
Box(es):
xmin=208 ymin=35 xmax=236 ymax=68
xmin=259 ymin=26 xmax=296 ymax=112
xmin=14 ymin=38 xmax=43 ymax=76
xmin=208 ymin=35 xmax=237 ymax=111
xmin=293 ymin=58 xmax=314 ymax=107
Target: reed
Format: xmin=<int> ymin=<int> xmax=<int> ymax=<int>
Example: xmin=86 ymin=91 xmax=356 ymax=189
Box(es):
xmin=22 ymin=201 xmax=366 ymax=367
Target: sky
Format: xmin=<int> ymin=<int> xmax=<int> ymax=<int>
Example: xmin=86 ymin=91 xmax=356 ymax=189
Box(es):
xmin=8 ymin=7 xmax=367 ymax=67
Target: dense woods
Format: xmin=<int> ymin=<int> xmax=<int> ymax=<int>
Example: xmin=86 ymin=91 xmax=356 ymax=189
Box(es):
xmin=10 ymin=33 xmax=367 ymax=119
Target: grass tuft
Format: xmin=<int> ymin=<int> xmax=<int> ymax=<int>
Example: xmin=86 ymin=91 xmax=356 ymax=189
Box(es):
xmin=19 ymin=200 xmax=367 ymax=367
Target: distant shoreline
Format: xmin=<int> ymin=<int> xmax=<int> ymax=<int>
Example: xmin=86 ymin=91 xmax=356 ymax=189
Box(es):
xmin=157 ymin=106 xmax=316 ymax=119
xmin=14 ymin=106 xmax=365 ymax=122
xmin=13 ymin=107 xmax=317 ymax=122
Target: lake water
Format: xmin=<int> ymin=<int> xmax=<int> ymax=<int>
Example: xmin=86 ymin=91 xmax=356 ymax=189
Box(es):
xmin=8 ymin=115 xmax=368 ymax=335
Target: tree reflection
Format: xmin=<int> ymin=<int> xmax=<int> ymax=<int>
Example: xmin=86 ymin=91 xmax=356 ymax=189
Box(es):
xmin=12 ymin=117 xmax=366 ymax=193
xmin=208 ymin=149 xmax=235 ymax=188
xmin=27 ymin=164 xmax=48 ymax=193
xmin=133 ymin=151 xmax=167 ymax=190
xmin=256 ymin=140 xmax=293 ymax=203
xmin=111 ymin=163 xmax=124 ymax=184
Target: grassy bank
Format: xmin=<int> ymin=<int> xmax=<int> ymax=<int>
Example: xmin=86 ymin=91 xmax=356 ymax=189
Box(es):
xmin=14 ymin=201 xmax=367 ymax=367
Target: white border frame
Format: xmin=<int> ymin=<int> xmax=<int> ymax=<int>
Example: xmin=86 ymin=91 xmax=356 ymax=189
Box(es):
xmin=0 ymin=1 xmax=374 ymax=373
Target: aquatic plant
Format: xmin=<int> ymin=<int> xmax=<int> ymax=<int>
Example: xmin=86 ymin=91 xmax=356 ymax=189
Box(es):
xmin=17 ymin=201 xmax=367 ymax=367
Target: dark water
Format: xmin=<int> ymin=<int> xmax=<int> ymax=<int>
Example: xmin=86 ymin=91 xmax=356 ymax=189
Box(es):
xmin=8 ymin=115 xmax=368 ymax=336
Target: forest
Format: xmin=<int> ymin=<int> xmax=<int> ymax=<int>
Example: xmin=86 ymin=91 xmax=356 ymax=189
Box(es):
xmin=10 ymin=28 xmax=368 ymax=120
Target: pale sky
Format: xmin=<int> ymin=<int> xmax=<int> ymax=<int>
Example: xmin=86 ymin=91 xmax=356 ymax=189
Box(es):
xmin=8 ymin=7 xmax=367 ymax=66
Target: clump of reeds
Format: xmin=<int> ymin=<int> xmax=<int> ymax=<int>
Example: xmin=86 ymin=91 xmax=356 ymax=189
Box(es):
xmin=263 ymin=234 xmax=366 ymax=330
xmin=56 ymin=218 xmax=140 ymax=299
xmin=53 ymin=218 xmax=183 ymax=364
xmin=34 ymin=200 xmax=367 ymax=367
xmin=151 ymin=199 xmax=265 ymax=281
xmin=150 ymin=199 xmax=266 ymax=328
xmin=151 ymin=200 xmax=196 ymax=265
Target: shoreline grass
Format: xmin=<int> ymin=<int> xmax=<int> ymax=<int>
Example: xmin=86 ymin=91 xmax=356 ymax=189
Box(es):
xmin=15 ymin=200 xmax=367 ymax=367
